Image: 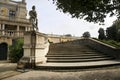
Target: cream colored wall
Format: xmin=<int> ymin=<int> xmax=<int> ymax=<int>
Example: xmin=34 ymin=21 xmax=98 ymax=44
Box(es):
xmin=48 ymin=37 xmax=60 ymax=43
xmin=48 ymin=36 xmax=79 ymax=43
xmin=0 ymin=0 xmax=27 ymax=21
xmin=0 ymin=37 xmax=12 ymax=45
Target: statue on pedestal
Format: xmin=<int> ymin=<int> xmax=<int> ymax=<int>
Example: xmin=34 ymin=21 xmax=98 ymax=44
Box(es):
xmin=29 ymin=5 xmax=38 ymax=31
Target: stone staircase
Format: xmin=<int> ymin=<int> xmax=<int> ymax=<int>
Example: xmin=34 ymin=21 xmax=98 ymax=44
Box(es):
xmin=46 ymin=41 xmax=114 ymax=63
xmin=37 ymin=40 xmax=120 ymax=69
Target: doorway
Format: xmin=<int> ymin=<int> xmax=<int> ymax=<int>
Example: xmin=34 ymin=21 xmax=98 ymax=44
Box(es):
xmin=0 ymin=43 xmax=8 ymax=60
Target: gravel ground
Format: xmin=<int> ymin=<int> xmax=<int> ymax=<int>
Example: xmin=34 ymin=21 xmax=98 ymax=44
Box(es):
xmin=3 ymin=67 xmax=120 ymax=80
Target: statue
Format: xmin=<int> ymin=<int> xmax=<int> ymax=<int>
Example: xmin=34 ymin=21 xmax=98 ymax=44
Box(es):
xmin=29 ymin=6 xmax=38 ymax=31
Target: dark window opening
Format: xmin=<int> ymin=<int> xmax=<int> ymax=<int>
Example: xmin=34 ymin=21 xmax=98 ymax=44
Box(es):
xmin=9 ymin=10 xmax=16 ymax=19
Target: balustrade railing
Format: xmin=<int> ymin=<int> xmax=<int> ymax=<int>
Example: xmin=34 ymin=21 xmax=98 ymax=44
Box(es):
xmin=0 ymin=30 xmax=25 ymax=38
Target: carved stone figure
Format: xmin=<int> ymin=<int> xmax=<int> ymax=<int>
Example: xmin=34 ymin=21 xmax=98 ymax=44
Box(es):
xmin=29 ymin=6 xmax=38 ymax=31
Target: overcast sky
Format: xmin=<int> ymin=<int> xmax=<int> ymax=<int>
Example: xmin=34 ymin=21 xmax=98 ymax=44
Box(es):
xmin=15 ymin=0 xmax=117 ymax=37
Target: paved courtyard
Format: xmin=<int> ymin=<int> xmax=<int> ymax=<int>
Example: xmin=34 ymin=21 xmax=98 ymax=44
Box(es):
xmin=0 ymin=62 xmax=16 ymax=72
xmin=2 ymin=66 xmax=120 ymax=80
xmin=0 ymin=62 xmax=21 ymax=80
xmin=1 ymin=61 xmax=120 ymax=80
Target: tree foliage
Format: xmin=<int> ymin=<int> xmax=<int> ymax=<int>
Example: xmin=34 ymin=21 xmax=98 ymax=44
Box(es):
xmin=106 ymin=19 xmax=120 ymax=41
xmin=64 ymin=34 xmax=72 ymax=37
xmin=106 ymin=25 xmax=117 ymax=40
xmin=9 ymin=39 xmax=23 ymax=63
xmin=52 ymin=0 xmax=120 ymax=24
xmin=82 ymin=31 xmax=91 ymax=38
xmin=98 ymin=28 xmax=106 ymax=40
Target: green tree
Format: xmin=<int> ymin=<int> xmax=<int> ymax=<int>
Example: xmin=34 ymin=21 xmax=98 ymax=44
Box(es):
xmin=82 ymin=31 xmax=91 ymax=38
xmin=106 ymin=25 xmax=117 ymax=40
xmin=52 ymin=0 xmax=120 ymax=24
xmin=114 ymin=19 xmax=120 ymax=41
xmin=98 ymin=28 xmax=106 ymax=40
xmin=106 ymin=19 xmax=120 ymax=41
xmin=9 ymin=39 xmax=23 ymax=63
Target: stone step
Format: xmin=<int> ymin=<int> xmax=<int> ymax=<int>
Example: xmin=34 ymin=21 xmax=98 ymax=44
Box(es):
xmin=50 ymin=46 xmax=94 ymax=49
xmin=50 ymin=44 xmax=91 ymax=47
xmin=49 ymin=50 xmax=96 ymax=53
xmin=36 ymin=60 xmax=120 ymax=70
xmin=50 ymin=43 xmax=84 ymax=46
xmin=48 ymin=51 xmax=98 ymax=54
xmin=38 ymin=40 xmax=119 ymax=69
xmin=46 ymin=41 xmax=115 ymax=64
xmin=46 ymin=53 xmax=109 ymax=57
xmin=50 ymin=45 xmax=90 ymax=47
xmin=50 ymin=47 xmax=96 ymax=51
xmin=48 ymin=49 xmax=99 ymax=52
xmin=49 ymin=50 xmax=95 ymax=53
xmin=47 ymin=57 xmax=113 ymax=63
xmin=46 ymin=55 xmax=112 ymax=59
xmin=46 ymin=52 xmax=105 ymax=56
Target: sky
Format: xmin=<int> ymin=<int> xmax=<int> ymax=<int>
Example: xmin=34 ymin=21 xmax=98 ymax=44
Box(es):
xmin=15 ymin=0 xmax=117 ymax=37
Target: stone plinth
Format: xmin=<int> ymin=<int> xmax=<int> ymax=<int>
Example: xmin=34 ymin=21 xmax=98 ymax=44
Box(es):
xmin=21 ymin=31 xmax=49 ymax=68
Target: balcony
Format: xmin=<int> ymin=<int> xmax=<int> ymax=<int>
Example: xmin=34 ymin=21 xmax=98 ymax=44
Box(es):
xmin=0 ymin=30 xmax=25 ymax=38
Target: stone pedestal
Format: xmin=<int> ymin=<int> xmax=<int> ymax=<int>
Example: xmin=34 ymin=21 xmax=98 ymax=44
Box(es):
xmin=19 ymin=31 xmax=49 ymax=68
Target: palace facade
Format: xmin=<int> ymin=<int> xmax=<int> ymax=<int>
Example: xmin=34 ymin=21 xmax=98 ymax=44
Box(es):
xmin=0 ymin=0 xmax=32 ymax=60
xmin=0 ymin=0 xmax=80 ymax=60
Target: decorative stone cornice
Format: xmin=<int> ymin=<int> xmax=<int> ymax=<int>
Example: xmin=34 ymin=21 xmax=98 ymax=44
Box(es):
xmin=0 ymin=18 xmax=31 ymax=27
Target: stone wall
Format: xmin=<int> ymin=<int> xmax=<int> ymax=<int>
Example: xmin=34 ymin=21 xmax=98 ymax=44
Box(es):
xmin=79 ymin=38 xmax=120 ymax=59
xmin=0 ymin=37 xmax=12 ymax=45
xmin=47 ymin=34 xmax=80 ymax=43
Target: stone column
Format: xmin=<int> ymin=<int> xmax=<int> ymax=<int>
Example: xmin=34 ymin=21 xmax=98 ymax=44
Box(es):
xmin=0 ymin=24 xmax=1 ymax=35
xmin=28 ymin=27 xmax=30 ymax=31
xmin=2 ymin=24 xmax=5 ymax=30
xmin=25 ymin=27 xmax=28 ymax=31
xmin=0 ymin=24 xmax=1 ymax=30
xmin=2 ymin=24 xmax=5 ymax=36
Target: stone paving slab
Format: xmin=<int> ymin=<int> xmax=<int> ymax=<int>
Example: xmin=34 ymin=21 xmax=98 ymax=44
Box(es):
xmin=3 ymin=68 xmax=120 ymax=80
xmin=0 ymin=62 xmax=21 ymax=79
xmin=0 ymin=71 xmax=21 ymax=80
xmin=1 ymin=60 xmax=120 ymax=80
xmin=0 ymin=63 xmax=17 ymax=72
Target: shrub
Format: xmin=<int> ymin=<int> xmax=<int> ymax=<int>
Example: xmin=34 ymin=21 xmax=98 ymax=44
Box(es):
xmin=9 ymin=39 xmax=24 ymax=63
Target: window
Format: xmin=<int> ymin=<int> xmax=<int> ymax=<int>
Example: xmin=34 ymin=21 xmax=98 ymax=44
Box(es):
xmin=9 ymin=10 xmax=16 ymax=18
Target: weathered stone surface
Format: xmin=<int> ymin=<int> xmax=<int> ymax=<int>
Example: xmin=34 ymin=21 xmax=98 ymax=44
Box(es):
xmin=19 ymin=31 xmax=49 ymax=68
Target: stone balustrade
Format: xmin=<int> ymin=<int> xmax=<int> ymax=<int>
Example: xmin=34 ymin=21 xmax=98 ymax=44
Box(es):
xmin=0 ymin=30 xmax=24 ymax=38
